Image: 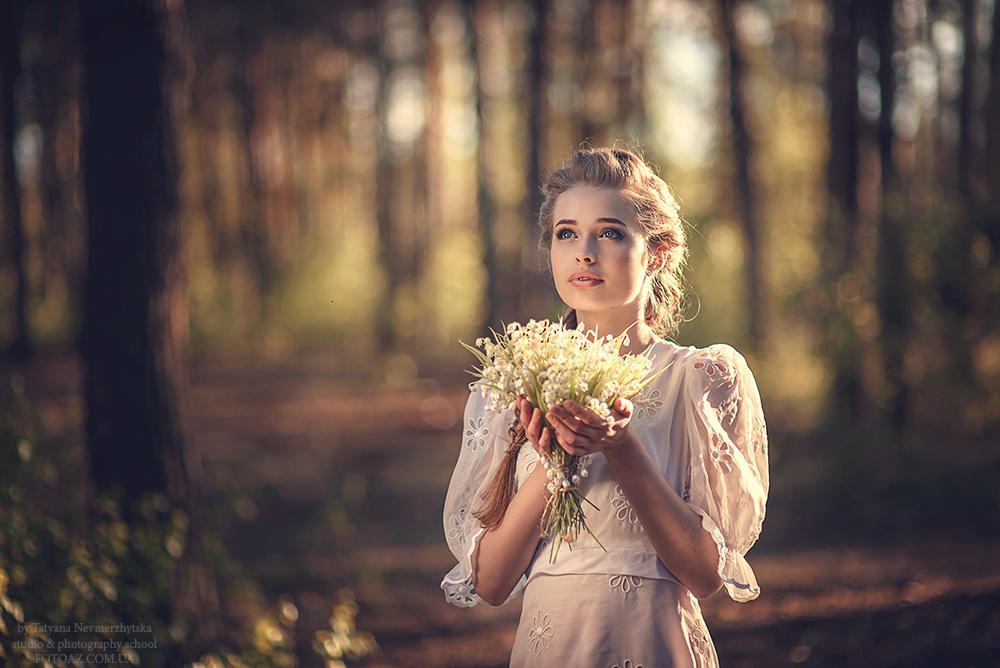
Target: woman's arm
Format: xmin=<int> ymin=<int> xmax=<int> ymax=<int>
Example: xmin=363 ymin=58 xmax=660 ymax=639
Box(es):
xmin=603 ymin=431 xmax=722 ymax=599
xmin=546 ymin=400 xmax=723 ymax=599
xmin=471 ymin=464 xmax=549 ymax=605
xmin=471 ymin=397 xmax=552 ymax=606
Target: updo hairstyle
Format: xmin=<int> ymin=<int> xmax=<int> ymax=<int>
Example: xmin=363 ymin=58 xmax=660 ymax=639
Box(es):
xmin=537 ymin=147 xmax=688 ymax=336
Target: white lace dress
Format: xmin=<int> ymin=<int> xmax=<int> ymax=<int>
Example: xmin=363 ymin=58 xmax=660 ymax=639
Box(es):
xmin=441 ymin=340 xmax=769 ymax=667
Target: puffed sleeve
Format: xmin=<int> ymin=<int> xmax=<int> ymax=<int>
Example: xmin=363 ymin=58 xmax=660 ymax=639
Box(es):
xmin=440 ymin=387 xmax=523 ymax=607
xmin=682 ymin=344 xmax=768 ymax=602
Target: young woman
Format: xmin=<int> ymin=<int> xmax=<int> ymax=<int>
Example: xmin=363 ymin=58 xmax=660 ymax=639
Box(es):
xmin=441 ymin=147 xmax=768 ymax=667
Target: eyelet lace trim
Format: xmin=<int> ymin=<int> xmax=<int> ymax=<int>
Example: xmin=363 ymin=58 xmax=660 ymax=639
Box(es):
xmin=464 ymin=416 xmax=489 ymax=451
xmin=609 ymin=574 xmax=644 ymax=594
xmin=611 ymin=485 xmax=640 ymax=525
xmin=445 ymin=505 xmax=468 ymax=547
xmin=527 ymin=609 xmax=553 ymax=655
xmin=633 ymin=386 xmax=663 ymax=419
xmin=444 ymin=574 xmax=478 ymax=607
xmin=689 ymin=626 xmax=710 ymax=658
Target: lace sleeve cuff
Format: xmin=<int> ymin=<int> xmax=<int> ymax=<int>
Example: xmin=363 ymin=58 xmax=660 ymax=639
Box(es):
xmin=688 ymin=503 xmax=761 ymax=602
xmin=441 ymin=524 xmax=526 ymax=607
xmin=441 ymin=520 xmax=488 ymax=607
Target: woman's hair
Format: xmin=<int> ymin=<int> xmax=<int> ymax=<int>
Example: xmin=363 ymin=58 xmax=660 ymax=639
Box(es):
xmin=473 ymin=146 xmax=688 ymax=532
xmin=471 ymin=420 xmax=527 ymax=530
xmin=539 ymin=146 xmax=688 ymax=336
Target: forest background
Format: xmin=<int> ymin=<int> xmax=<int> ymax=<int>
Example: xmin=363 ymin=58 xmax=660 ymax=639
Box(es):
xmin=1 ymin=0 xmax=999 ymax=666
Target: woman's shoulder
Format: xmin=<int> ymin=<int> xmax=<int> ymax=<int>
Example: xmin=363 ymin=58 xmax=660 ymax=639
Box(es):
xmin=650 ymin=338 xmax=745 ymax=367
xmin=652 ymin=340 xmax=756 ymax=391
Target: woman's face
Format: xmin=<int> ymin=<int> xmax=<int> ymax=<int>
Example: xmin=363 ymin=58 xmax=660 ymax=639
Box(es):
xmin=549 ymin=186 xmax=652 ymax=321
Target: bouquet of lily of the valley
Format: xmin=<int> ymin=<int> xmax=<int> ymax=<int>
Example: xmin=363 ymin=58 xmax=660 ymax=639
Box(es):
xmin=463 ymin=319 xmax=667 ymax=561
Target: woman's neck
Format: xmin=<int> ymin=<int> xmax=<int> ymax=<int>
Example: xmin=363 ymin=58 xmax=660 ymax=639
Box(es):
xmin=575 ymin=309 xmax=657 ymax=356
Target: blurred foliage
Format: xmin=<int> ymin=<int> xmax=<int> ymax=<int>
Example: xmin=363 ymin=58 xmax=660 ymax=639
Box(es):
xmin=2 ymin=0 xmax=998 ymax=442
xmin=0 ymin=378 xmax=375 ymax=667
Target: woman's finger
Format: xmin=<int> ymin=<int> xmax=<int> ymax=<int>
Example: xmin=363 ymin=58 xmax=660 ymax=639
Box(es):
xmin=546 ymin=410 xmax=590 ymax=455
xmin=526 ymin=407 xmax=543 ymax=444
xmin=561 ymin=400 xmax=607 ymax=428
xmin=550 ymin=405 xmax=603 ymax=442
xmin=530 ymin=407 xmax=542 ymax=434
xmin=610 ymin=397 xmax=633 ymax=419
xmin=519 ymin=396 xmax=533 ymax=426
xmin=539 ymin=426 xmax=552 ymax=455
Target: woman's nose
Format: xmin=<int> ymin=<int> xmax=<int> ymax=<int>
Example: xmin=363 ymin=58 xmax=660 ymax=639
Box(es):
xmin=576 ymin=239 xmax=596 ymax=264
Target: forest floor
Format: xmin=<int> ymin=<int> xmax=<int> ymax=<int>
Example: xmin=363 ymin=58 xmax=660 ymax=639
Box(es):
xmin=10 ymin=349 xmax=1000 ymax=668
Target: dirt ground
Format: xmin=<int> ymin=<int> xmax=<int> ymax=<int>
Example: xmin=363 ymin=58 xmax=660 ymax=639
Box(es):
xmin=10 ymin=350 xmax=1000 ymax=667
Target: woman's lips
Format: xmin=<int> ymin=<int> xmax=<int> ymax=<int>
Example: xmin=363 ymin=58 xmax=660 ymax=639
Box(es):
xmin=569 ymin=271 xmax=604 ymax=287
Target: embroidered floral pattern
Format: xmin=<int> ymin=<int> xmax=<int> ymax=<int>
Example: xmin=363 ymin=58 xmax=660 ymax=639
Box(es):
xmin=689 ymin=626 xmax=710 ymax=658
xmin=445 ymin=576 xmax=478 ymax=607
xmin=612 ymin=660 xmax=644 ymax=668
xmin=522 ymin=447 xmax=538 ymax=475
xmin=464 ymin=416 xmax=489 ymax=451
xmin=633 ymin=387 xmax=663 ymax=420
xmin=751 ymin=414 xmax=767 ymax=454
xmin=609 ymin=574 xmax=644 ymax=593
xmin=612 ymin=486 xmax=639 ymax=524
xmin=709 ymin=434 xmax=735 ymax=474
xmin=693 ymin=352 xmax=729 ymax=380
xmin=445 ymin=506 xmax=467 ymax=545
xmin=527 ymin=610 xmax=553 ymax=655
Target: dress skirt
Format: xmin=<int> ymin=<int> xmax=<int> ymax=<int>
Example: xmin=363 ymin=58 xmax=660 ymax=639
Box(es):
xmin=510 ymin=573 xmax=718 ymax=668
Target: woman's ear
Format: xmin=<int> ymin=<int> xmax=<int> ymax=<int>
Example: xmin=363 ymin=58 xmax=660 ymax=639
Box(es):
xmin=647 ymin=245 xmax=669 ymax=273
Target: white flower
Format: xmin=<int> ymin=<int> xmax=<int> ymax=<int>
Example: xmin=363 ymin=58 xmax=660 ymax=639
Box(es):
xmin=461 ymin=319 xmax=666 ymax=557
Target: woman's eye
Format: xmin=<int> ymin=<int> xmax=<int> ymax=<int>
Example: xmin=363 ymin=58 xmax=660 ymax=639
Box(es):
xmin=600 ymin=228 xmax=624 ymax=240
xmin=555 ymin=228 xmax=575 ymax=240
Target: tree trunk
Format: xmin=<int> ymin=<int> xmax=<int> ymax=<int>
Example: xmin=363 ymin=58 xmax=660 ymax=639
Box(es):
xmin=80 ymin=0 xmax=217 ymax=656
xmin=628 ymin=0 xmax=651 ymax=142
xmin=938 ymin=0 xmax=978 ymax=385
xmin=2 ymin=0 xmax=29 ymax=359
xmin=235 ymin=4 xmax=273 ymax=305
xmin=468 ymin=0 xmax=500 ymax=332
xmin=872 ymin=0 xmax=909 ymax=431
xmin=521 ymin=0 xmax=550 ymax=317
xmin=987 ymin=0 xmax=1000 ymax=216
xmin=614 ymin=0 xmax=637 ymax=138
xmin=823 ymin=0 xmax=863 ymax=422
xmin=373 ymin=4 xmax=399 ymax=352
xmin=422 ymin=0 xmax=444 ymax=233
xmin=578 ymin=0 xmax=601 ymax=142
xmin=720 ymin=0 xmax=765 ymax=345
xmin=957 ymin=0 xmax=977 ymax=206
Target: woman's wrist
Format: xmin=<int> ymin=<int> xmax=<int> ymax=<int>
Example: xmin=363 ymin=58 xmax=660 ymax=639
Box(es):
xmin=603 ymin=425 xmax=641 ymax=460
xmin=525 ymin=457 xmax=553 ymax=498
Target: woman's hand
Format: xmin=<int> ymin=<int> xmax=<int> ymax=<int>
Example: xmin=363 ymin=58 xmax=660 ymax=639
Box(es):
xmin=545 ymin=398 xmax=635 ymax=456
xmin=516 ymin=395 xmax=553 ymax=457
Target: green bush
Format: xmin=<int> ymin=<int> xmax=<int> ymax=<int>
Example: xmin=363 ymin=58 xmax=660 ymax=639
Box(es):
xmin=0 ymin=377 xmax=375 ymax=667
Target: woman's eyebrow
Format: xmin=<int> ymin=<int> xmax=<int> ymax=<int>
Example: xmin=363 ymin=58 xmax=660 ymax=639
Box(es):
xmin=555 ymin=217 xmax=626 ymax=226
